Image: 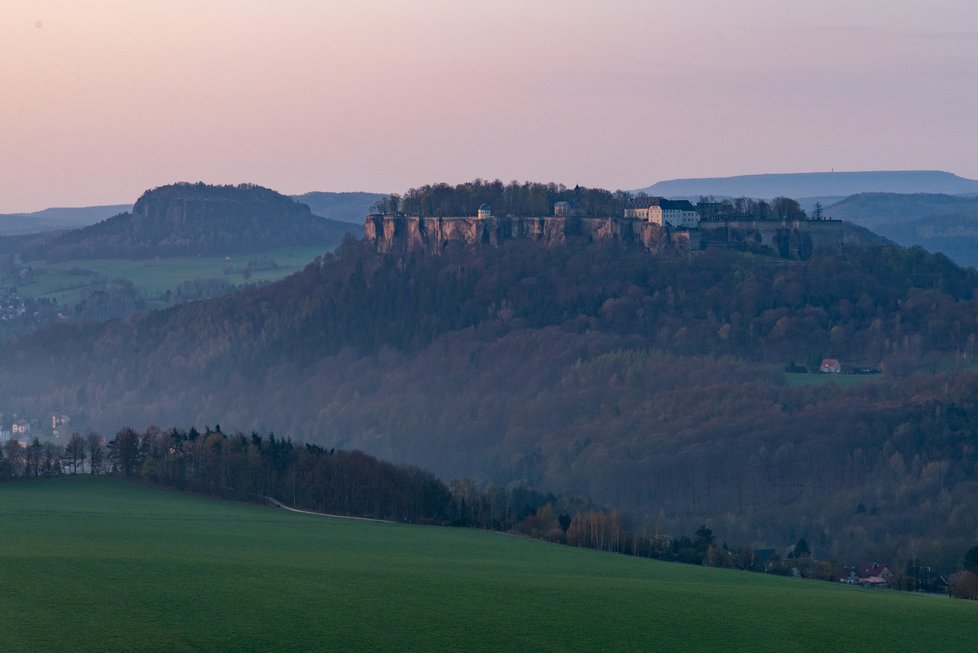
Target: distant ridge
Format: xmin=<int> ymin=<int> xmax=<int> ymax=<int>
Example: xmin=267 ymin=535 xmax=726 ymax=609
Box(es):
xmin=636 ymin=170 xmax=978 ymax=199
xmin=292 ymin=191 xmax=387 ymax=224
xmin=825 ymin=192 xmax=978 ymax=268
xmin=0 ymin=204 xmax=132 ymax=236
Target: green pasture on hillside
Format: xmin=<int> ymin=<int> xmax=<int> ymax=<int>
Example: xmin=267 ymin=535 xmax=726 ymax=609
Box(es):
xmin=6 ymin=246 xmax=329 ymax=304
xmin=785 ymin=372 xmax=882 ymax=388
xmin=0 ymin=477 xmax=974 ymax=652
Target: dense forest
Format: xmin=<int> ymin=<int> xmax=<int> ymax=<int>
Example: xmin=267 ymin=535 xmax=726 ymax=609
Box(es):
xmin=15 ymin=183 xmax=356 ymax=261
xmin=4 ymin=228 xmax=978 ymax=568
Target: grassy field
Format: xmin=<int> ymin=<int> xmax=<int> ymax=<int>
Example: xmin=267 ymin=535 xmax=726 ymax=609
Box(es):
xmin=6 ymin=246 xmax=329 ymax=304
xmin=784 ymin=372 xmax=882 ymax=388
xmin=0 ymin=477 xmax=974 ymax=652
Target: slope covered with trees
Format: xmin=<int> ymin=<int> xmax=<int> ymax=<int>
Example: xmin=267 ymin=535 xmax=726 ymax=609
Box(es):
xmin=825 ymin=192 xmax=978 ymax=267
xmin=4 ymin=232 xmax=978 ymax=566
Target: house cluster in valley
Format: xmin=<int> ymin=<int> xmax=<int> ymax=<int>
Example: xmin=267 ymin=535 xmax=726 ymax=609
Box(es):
xmin=0 ymin=413 xmax=73 ymax=447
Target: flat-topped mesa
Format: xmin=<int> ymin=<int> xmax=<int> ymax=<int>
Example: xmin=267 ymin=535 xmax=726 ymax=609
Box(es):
xmin=364 ymin=214 xmax=685 ymax=255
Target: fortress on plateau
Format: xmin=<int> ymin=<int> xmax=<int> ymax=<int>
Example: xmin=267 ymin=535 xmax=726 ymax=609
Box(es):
xmin=365 ymin=196 xmax=854 ymax=259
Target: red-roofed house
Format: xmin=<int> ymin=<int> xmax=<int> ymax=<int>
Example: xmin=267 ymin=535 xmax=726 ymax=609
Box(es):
xmin=856 ymin=562 xmax=892 ymax=587
xmin=820 ymin=358 xmax=841 ymax=374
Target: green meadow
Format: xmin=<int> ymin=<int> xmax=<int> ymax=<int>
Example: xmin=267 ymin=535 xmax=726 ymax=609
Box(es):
xmin=6 ymin=246 xmax=329 ymax=304
xmin=0 ymin=477 xmax=974 ymax=652
xmin=784 ymin=372 xmax=881 ymax=388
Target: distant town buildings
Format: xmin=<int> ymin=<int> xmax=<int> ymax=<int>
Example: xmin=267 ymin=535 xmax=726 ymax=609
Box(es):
xmin=51 ymin=414 xmax=70 ymax=438
xmin=0 ymin=413 xmax=72 ymax=443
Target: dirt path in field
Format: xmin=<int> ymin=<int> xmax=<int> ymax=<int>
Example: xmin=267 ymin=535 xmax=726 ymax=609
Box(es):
xmin=264 ymin=497 xmax=517 ymax=538
xmin=263 ymin=496 xmax=393 ymax=523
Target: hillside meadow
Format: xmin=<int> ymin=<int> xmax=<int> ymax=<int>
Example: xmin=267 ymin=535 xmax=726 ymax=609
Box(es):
xmin=5 ymin=245 xmax=328 ymax=305
xmin=0 ymin=477 xmax=974 ymax=652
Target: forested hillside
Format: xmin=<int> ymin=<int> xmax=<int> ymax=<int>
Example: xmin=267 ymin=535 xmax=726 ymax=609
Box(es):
xmin=4 ymin=236 xmax=978 ymax=565
xmin=17 ymin=183 xmax=356 ymax=261
xmin=825 ymin=193 xmax=978 ymax=267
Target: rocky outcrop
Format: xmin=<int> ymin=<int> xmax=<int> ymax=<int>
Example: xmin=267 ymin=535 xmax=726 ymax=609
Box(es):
xmin=364 ymin=214 xmax=861 ymax=259
xmin=364 ymin=215 xmax=677 ymax=254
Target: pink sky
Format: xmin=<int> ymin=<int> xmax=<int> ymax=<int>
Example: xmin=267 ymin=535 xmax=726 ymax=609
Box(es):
xmin=2 ymin=0 xmax=978 ymax=212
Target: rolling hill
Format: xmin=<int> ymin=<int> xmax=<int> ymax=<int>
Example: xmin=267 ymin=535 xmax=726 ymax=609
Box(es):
xmin=1 ymin=477 xmax=973 ymax=652
xmin=0 ymin=204 xmax=132 ymax=236
xmin=4 ymin=230 xmax=978 ymax=566
xmin=292 ymin=191 xmax=387 ymax=224
xmin=825 ymin=193 xmax=978 ymax=267
xmin=636 ymin=170 xmax=978 ymax=199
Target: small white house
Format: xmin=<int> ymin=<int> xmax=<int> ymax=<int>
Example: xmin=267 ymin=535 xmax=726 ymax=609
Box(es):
xmin=477 ymin=203 xmax=492 ymax=219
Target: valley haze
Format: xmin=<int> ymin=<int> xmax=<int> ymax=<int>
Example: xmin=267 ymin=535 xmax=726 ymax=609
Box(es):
xmin=5 ymin=1 xmax=978 ymax=650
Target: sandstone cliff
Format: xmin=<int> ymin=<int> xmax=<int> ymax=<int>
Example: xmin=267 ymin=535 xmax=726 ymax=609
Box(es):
xmin=364 ymin=215 xmax=676 ymax=254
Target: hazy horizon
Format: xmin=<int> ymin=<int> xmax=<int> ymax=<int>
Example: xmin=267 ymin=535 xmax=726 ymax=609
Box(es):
xmin=4 ymin=1 xmax=978 ymax=212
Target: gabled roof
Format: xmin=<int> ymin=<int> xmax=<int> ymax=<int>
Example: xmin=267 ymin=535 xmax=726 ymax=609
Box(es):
xmin=628 ymin=196 xmax=662 ymax=209
xmin=857 ymin=562 xmax=890 ymax=578
xmin=660 ymin=199 xmax=696 ymax=211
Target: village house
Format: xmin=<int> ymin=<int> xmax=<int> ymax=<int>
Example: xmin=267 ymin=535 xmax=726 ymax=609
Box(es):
xmin=856 ymin=562 xmax=893 ymax=587
xmin=819 ymin=358 xmax=842 ymax=374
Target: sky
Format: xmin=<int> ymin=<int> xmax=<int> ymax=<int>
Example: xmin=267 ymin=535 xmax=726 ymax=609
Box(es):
xmin=2 ymin=0 xmax=978 ymax=212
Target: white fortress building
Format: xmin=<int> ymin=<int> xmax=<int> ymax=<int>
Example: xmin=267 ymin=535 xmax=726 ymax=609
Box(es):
xmin=625 ymin=197 xmax=700 ymax=228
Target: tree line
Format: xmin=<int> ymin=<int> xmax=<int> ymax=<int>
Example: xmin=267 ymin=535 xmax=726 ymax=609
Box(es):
xmin=371 ymin=179 xmax=815 ymax=222
xmin=696 ymin=195 xmax=809 ymax=221
xmin=4 ymin=424 xmax=978 ymax=599
xmin=375 ymin=179 xmax=630 ymax=217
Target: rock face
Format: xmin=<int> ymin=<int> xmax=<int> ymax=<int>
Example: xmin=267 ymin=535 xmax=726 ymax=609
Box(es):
xmin=364 ymin=214 xmax=851 ymax=258
xmin=364 ymin=215 xmax=678 ymax=254
xmin=128 ymin=183 xmax=322 ymax=244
